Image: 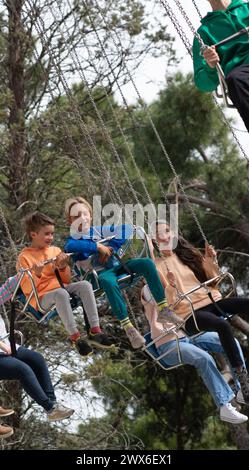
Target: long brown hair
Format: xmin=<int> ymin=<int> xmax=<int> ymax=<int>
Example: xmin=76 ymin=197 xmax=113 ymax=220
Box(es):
xmin=174 ymin=236 xmax=208 ymax=283
xmin=154 ymin=221 xmax=208 ymax=283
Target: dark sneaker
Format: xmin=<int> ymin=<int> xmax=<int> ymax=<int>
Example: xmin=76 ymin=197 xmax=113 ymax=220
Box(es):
xmin=88 ymin=332 xmax=115 ymax=350
xmin=73 ymin=337 xmax=93 ymax=357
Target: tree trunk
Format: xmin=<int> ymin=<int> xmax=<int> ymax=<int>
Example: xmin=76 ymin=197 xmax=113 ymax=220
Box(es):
xmin=230 ymin=423 xmax=249 ymax=450
xmin=7 ymin=0 xmax=28 ymax=211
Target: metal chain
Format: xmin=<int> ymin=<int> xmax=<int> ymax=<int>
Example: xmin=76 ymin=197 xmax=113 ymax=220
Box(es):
xmin=55 ymin=0 xmax=153 ymax=211
xmin=0 ymin=205 xmax=18 ymax=259
xmin=166 ymin=0 xmax=249 ymax=163
xmin=0 ymin=254 xmax=10 ymax=330
xmin=94 ymin=0 xmax=209 ymax=245
xmin=81 ymin=0 xmax=172 ymax=210
xmin=159 ymin=0 xmax=193 ymax=53
xmin=26 ymin=1 xmax=123 ymax=207
xmin=170 ymin=0 xmax=205 ymax=48
xmin=192 ymin=0 xmax=203 ymax=19
xmin=31 ymin=50 xmax=96 ymax=200
xmin=51 ymin=3 xmax=144 ymax=211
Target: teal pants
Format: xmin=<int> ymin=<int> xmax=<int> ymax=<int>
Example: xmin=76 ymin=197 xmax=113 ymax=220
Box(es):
xmin=98 ymin=257 xmax=166 ymax=320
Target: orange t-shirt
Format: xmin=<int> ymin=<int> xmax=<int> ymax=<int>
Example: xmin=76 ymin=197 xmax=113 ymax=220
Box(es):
xmin=16 ymin=246 xmax=71 ymax=309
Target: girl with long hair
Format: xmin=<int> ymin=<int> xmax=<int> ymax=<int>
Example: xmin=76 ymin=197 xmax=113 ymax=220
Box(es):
xmin=149 ymin=220 xmax=249 ymax=404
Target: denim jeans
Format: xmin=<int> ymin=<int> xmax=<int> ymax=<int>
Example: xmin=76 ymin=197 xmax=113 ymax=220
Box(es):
xmin=157 ymin=332 xmax=245 ymax=408
xmin=0 ymin=346 xmax=56 ymax=411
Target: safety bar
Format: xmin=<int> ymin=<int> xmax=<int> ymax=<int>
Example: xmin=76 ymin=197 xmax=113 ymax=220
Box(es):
xmin=173 ymin=272 xmax=236 ymax=303
xmin=143 ymin=326 xmax=184 ymax=370
xmin=200 ymin=27 xmax=249 ymax=109
xmin=215 ymin=63 xmax=235 ymax=108
xmin=172 ymin=272 xmax=236 ymax=332
xmin=0 ymin=330 xmax=24 ymax=346
xmin=214 ymin=27 xmax=249 ymax=49
xmin=201 ymin=25 xmax=249 ymax=108
xmin=90 ymin=271 xmax=138 ymax=296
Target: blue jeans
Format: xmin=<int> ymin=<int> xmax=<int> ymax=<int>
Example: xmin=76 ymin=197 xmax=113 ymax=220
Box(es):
xmin=0 ymin=347 xmax=56 ymax=411
xmin=157 ymin=332 xmax=245 ymax=408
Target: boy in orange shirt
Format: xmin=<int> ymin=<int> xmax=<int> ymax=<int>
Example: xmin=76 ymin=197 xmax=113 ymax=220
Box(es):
xmin=17 ymin=212 xmax=114 ymax=356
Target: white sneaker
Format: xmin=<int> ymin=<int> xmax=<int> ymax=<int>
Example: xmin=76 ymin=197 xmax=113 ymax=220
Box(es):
xmin=220 ymin=402 xmax=248 ymax=424
xmin=47 ymin=403 xmax=74 ymax=422
xmin=236 ymin=389 xmax=246 ymax=405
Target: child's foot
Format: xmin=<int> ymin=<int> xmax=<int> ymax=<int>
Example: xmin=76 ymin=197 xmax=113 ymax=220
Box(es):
xmin=47 ymin=403 xmax=74 ymax=422
xmin=157 ymin=307 xmax=183 ymax=326
xmin=0 ymin=406 xmax=14 ymax=417
xmin=0 ymin=424 xmax=14 ymax=439
xmin=125 ymin=326 xmax=146 ymax=349
xmin=220 ymin=402 xmax=248 ymax=424
xmin=72 ymin=336 xmax=93 ymax=357
xmin=236 ymin=389 xmax=246 ymax=405
xmin=88 ymin=332 xmax=115 ymax=350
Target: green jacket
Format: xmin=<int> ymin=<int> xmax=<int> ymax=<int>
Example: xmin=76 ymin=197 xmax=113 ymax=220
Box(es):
xmin=193 ymin=0 xmax=249 ymax=92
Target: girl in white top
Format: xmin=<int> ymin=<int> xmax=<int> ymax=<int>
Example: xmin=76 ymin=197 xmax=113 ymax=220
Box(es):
xmin=0 ymin=316 xmax=74 ymax=421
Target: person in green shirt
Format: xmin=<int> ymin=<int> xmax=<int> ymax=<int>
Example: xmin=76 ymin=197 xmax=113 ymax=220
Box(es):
xmin=193 ymin=1 xmax=249 ymax=131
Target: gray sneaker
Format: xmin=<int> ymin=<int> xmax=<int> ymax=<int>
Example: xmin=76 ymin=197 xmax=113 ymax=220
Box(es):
xmin=157 ymin=306 xmax=183 ymax=326
xmin=125 ymin=326 xmax=146 ymax=349
xmin=235 ymin=368 xmax=249 ymax=404
xmin=47 ymin=403 xmax=74 ymax=422
xmin=236 ymin=388 xmax=246 ymax=405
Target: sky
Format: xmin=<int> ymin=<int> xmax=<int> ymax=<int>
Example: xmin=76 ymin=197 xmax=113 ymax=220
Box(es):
xmin=116 ymin=0 xmax=249 ymax=156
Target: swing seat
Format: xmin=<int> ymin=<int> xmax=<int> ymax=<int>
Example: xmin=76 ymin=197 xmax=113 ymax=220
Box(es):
xmin=12 ymin=271 xmax=87 ymax=326
xmin=143 ymin=331 xmax=183 ymax=371
xmin=16 ymin=289 xmax=58 ymax=325
xmin=73 ymin=225 xmax=152 ymax=298
xmin=144 ymin=332 xmax=159 ymax=358
xmin=10 ymin=270 xmax=59 ymax=325
xmin=0 ymin=330 xmax=24 ymax=346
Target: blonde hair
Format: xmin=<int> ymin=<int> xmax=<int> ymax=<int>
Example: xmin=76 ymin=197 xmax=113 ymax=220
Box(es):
xmin=64 ymin=197 xmax=93 ymax=223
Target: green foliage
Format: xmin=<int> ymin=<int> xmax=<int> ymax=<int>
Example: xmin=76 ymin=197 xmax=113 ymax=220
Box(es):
xmin=1 ymin=0 xmax=249 ymax=451
xmin=84 ymin=352 xmax=233 ymax=450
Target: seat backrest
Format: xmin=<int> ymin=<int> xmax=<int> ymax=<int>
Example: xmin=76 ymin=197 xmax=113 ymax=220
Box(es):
xmin=0 ymin=274 xmax=20 ymax=306
xmin=17 ymin=290 xmax=58 ymax=325
xmin=144 ymin=332 xmax=160 ymax=359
